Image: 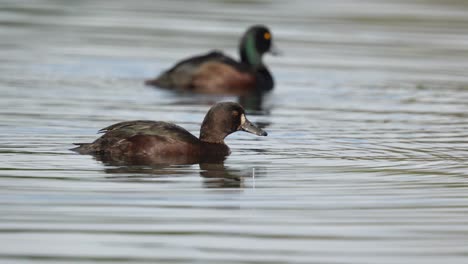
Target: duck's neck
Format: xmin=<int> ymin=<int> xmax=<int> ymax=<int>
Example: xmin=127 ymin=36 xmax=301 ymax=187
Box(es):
xmin=199 ymin=141 xmax=231 ymax=157
xmin=200 ymin=130 xmax=231 ymax=157
xmin=255 ymin=67 xmax=274 ymax=91
xmin=199 ymin=126 xmax=231 ymax=157
xmin=199 ymin=137 xmax=225 ymax=145
xmin=240 ymin=34 xmax=263 ymax=68
xmin=199 ymin=125 xmax=227 ymax=145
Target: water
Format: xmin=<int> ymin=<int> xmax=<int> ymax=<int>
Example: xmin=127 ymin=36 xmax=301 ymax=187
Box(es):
xmin=1 ymin=0 xmax=468 ymax=263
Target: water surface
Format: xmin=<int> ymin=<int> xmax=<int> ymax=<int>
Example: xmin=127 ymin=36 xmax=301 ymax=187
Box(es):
xmin=1 ymin=0 xmax=468 ymax=263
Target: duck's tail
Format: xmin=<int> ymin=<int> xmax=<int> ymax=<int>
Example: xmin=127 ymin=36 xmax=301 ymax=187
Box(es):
xmin=144 ymin=77 xmax=161 ymax=86
xmin=70 ymin=143 xmax=95 ymax=154
xmin=144 ymin=71 xmax=175 ymax=88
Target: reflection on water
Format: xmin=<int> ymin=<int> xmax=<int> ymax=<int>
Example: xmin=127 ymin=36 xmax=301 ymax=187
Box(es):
xmin=238 ymin=91 xmax=270 ymax=113
xmin=104 ymin=162 xmax=245 ymax=188
xmin=1 ymin=0 xmax=468 ymax=263
xmin=87 ymin=147 xmax=245 ymax=188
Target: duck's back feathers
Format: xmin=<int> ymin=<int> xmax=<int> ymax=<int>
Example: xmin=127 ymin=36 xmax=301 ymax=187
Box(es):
xmin=145 ymin=51 xmax=257 ymax=94
xmin=72 ymin=121 xmax=200 ymax=157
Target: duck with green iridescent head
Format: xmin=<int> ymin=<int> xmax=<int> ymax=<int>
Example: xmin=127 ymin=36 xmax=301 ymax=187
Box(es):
xmin=145 ymin=25 xmax=278 ymax=95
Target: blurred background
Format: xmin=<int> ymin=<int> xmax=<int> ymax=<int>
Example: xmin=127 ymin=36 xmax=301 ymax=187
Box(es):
xmin=1 ymin=0 xmax=468 ymax=263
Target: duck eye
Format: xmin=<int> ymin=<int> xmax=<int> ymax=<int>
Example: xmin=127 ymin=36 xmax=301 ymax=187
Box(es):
xmin=264 ymin=32 xmax=271 ymax=40
xmin=232 ymin=111 xmax=239 ymax=117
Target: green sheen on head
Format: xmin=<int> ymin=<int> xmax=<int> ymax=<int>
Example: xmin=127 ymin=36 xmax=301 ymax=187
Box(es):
xmin=239 ymin=25 xmax=273 ymax=68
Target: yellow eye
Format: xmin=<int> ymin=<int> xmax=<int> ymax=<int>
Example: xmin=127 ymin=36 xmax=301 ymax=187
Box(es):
xmin=264 ymin=32 xmax=271 ymax=40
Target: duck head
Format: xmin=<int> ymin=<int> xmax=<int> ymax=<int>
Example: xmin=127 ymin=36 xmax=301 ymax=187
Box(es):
xmin=200 ymin=102 xmax=267 ymax=144
xmin=239 ymin=25 xmax=279 ymax=68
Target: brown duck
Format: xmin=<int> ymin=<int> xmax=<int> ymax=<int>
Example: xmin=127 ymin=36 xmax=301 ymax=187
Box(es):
xmin=145 ymin=25 xmax=278 ymax=95
xmin=72 ymin=102 xmax=267 ymax=165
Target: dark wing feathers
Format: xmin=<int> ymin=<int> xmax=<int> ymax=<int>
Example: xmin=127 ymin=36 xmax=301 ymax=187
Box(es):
xmin=99 ymin=121 xmax=199 ymax=142
xmin=98 ymin=120 xmax=157 ymax=134
xmin=146 ymin=50 xmax=250 ymax=90
xmin=167 ymin=51 xmax=246 ymax=72
xmin=72 ymin=121 xmax=199 ymax=154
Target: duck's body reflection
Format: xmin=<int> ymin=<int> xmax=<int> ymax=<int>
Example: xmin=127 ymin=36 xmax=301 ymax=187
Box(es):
xmin=238 ymin=90 xmax=269 ymax=113
xmin=98 ymin=154 xmax=245 ymax=188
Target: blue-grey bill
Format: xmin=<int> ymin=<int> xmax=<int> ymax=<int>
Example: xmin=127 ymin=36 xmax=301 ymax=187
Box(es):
xmin=241 ymin=119 xmax=268 ymax=136
xmin=269 ymin=44 xmax=282 ymax=56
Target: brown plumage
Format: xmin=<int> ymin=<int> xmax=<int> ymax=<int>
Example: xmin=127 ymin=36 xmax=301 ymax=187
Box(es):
xmin=145 ymin=25 xmax=277 ymax=94
xmin=72 ymin=102 xmax=267 ymax=165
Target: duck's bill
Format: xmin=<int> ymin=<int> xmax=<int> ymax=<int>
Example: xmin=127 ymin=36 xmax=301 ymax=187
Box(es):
xmin=241 ymin=118 xmax=268 ymax=136
xmin=269 ymin=44 xmax=282 ymax=56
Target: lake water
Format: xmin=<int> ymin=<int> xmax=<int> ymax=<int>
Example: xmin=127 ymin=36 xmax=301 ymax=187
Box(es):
xmin=1 ymin=0 xmax=468 ymax=263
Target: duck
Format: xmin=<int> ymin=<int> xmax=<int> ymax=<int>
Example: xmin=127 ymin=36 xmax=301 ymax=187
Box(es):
xmin=72 ymin=102 xmax=267 ymax=165
xmin=145 ymin=25 xmax=278 ymax=95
